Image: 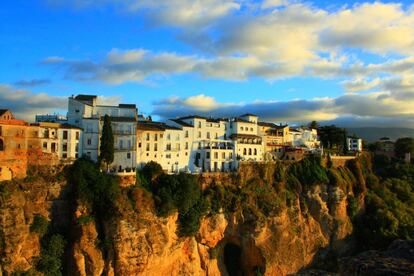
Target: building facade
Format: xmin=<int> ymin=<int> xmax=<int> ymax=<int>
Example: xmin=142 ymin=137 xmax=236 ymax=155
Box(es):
xmin=347 ymin=138 xmax=363 ymax=152
xmin=67 ymin=95 xmax=137 ymax=172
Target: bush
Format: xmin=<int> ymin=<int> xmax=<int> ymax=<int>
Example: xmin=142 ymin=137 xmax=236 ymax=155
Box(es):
xmin=68 ymin=158 xmax=121 ymax=219
xmin=30 ymin=215 xmax=49 ymax=237
xmin=37 ymin=234 xmax=66 ymax=276
xmin=287 ymin=156 xmax=329 ymax=189
xmin=76 ymin=215 xmax=95 ymax=225
xmin=140 ymin=161 xmax=163 ymax=184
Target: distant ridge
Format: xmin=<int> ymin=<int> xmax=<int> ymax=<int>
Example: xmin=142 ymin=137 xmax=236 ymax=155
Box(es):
xmin=345 ymin=127 xmax=414 ymax=142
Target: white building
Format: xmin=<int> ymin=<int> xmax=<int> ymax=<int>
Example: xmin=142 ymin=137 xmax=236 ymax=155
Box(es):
xmin=288 ymin=127 xmax=320 ymax=151
xmin=32 ymin=122 xmax=82 ymax=162
xmin=347 ymin=137 xmax=363 ymax=152
xmin=67 ymin=95 xmax=137 ymax=171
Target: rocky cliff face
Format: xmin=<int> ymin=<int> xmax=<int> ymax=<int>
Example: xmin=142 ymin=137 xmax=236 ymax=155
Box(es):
xmin=0 ymin=158 xmax=384 ymax=276
xmin=0 ymin=174 xmax=70 ymax=275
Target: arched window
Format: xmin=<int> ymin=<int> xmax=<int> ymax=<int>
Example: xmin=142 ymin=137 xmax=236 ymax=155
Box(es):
xmin=254 ymin=148 xmax=257 ymax=155
xmin=248 ymin=148 xmax=252 ymax=155
xmin=243 ymin=148 xmax=247 ymax=155
xmin=0 ymin=139 xmax=4 ymax=151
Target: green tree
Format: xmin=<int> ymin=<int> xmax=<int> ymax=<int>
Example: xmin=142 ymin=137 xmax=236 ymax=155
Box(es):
xmin=318 ymin=125 xmax=346 ymax=151
xmin=394 ymin=137 xmax=414 ymax=159
xmin=308 ymin=120 xmax=319 ymax=129
xmin=99 ymin=115 xmax=114 ymax=171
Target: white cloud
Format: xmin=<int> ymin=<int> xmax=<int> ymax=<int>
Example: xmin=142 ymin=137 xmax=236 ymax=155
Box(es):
xmin=0 ymin=84 xmax=66 ymax=121
xmin=153 ymin=87 xmax=414 ymax=127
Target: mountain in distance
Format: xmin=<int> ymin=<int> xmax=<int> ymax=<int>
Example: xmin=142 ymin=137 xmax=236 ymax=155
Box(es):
xmin=345 ymin=127 xmax=414 ymax=142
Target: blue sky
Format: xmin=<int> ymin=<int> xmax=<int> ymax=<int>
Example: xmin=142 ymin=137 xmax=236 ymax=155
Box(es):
xmin=1 ymin=0 xmax=414 ymax=127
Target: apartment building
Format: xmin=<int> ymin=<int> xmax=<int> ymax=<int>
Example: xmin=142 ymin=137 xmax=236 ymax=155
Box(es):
xmin=0 ymin=110 xmax=81 ymax=180
xmin=33 ymin=122 xmax=82 ymax=161
xmin=347 ymin=137 xmax=363 ymax=152
xmin=288 ymin=127 xmax=320 ymax=151
xmin=258 ymin=122 xmax=290 ymax=158
xmin=228 ymin=114 xmax=263 ymax=164
xmin=67 ymin=95 xmax=137 ymax=171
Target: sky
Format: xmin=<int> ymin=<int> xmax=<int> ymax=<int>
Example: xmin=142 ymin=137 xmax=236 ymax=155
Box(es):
xmin=1 ymin=0 xmax=414 ymax=127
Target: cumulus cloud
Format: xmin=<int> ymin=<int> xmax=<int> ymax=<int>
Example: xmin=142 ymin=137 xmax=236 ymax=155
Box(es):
xmin=42 ymin=49 xmax=197 ymax=84
xmin=14 ymin=78 xmax=51 ymax=87
xmin=47 ymin=0 xmax=240 ymax=28
xmin=0 ymin=84 xmax=66 ymax=121
xmin=153 ymin=88 xmax=414 ymax=127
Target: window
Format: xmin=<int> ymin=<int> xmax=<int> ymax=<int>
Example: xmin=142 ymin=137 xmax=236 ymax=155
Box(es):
xmin=185 ymin=130 xmax=189 ymax=138
xmin=166 ymin=154 xmax=171 ymax=159
xmin=154 ymin=134 xmax=158 ymax=141
xmin=154 ymin=143 xmax=158 ymax=151
xmin=127 ymin=140 xmax=131 ymax=150
xmin=75 ymin=131 xmax=80 ymax=140
xmin=127 ymin=152 xmax=131 ymax=159
xmin=214 ymin=152 xmax=218 ymax=159
xmin=176 ymin=134 xmax=180 ymax=141
xmin=241 ymin=127 xmax=244 ymax=131
xmin=249 ymin=148 xmax=252 ymax=155
xmin=63 ymin=130 xmax=68 ymax=139
xmin=222 ymin=152 xmax=225 ymax=159
xmin=43 ymin=142 xmax=47 ymax=149
xmin=75 ymin=143 xmax=79 ymax=152
xmin=176 ymin=143 xmax=180 ymax=150
xmin=62 ymin=153 xmax=67 ymax=159
xmin=75 ymin=109 xmax=80 ymax=113
xmin=119 ymin=140 xmax=123 ymax=149
xmin=146 ymin=144 xmax=150 ymax=151
xmin=0 ymin=139 xmax=3 ymax=151
xmin=215 ymin=133 xmax=218 ymax=139
xmin=206 ymin=152 xmax=210 ymax=159
xmin=62 ymin=144 xmax=67 ymax=152
xmin=230 ymin=152 xmax=233 ymax=159
xmin=146 ymin=133 xmax=150 ymax=141
xmin=198 ymin=131 xmax=201 ymax=138
xmin=185 ymin=142 xmax=188 ymax=150
xmin=243 ymin=148 xmax=247 ymax=155
xmin=166 ymin=143 xmax=171 ymax=150
xmin=138 ymin=142 xmax=142 ymax=148
xmin=254 ymin=149 xmax=257 ymax=155
xmin=207 ymin=132 xmax=210 ymax=139
xmin=87 ymin=138 xmax=92 ymax=145
xmin=167 ymin=134 xmax=171 ymax=140
xmin=198 ymin=142 xmax=201 ymax=149
xmin=198 ymin=121 xmax=202 ymax=128
xmin=160 ymin=134 xmax=163 ymax=138
xmin=250 ymin=128 xmax=253 ymax=131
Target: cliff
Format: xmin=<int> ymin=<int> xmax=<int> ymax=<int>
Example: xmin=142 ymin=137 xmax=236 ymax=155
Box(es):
xmin=1 ymin=155 xmax=412 ymax=275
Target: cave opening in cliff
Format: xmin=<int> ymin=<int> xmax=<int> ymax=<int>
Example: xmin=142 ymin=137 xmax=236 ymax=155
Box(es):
xmin=224 ymin=243 xmax=242 ymax=276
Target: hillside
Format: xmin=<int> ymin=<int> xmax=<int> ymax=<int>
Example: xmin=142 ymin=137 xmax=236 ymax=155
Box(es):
xmin=0 ymin=156 xmax=413 ymax=275
xmin=345 ymin=127 xmax=414 ymax=142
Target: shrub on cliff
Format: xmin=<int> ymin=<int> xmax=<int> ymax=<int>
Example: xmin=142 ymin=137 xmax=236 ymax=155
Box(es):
xmin=140 ymin=161 xmax=163 ymax=184
xmin=37 ymin=234 xmax=66 ymax=276
xmin=355 ymin=161 xmax=414 ymax=250
xmin=151 ymin=172 xmax=206 ymax=236
xmin=68 ymin=158 xmax=121 ymax=218
xmin=287 ymin=156 xmax=329 ymax=190
xmin=30 ymin=214 xmax=49 ymax=237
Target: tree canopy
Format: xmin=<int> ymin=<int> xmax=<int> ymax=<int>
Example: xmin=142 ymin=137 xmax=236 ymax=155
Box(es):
xmin=394 ymin=137 xmax=414 ymax=159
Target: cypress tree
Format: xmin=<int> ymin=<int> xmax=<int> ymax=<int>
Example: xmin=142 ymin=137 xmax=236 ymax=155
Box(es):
xmin=100 ymin=115 xmax=114 ymax=171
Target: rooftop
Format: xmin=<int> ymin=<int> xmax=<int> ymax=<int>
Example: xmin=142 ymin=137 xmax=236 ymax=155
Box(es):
xmin=240 ymin=113 xmax=258 ymax=117
xmin=74 ymin=94 xmax=97 ymax=101
xmin=170 ymin=118 xmax=194 ymax=127
xmin=0 ymin=109 xmax=10 ymax=117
